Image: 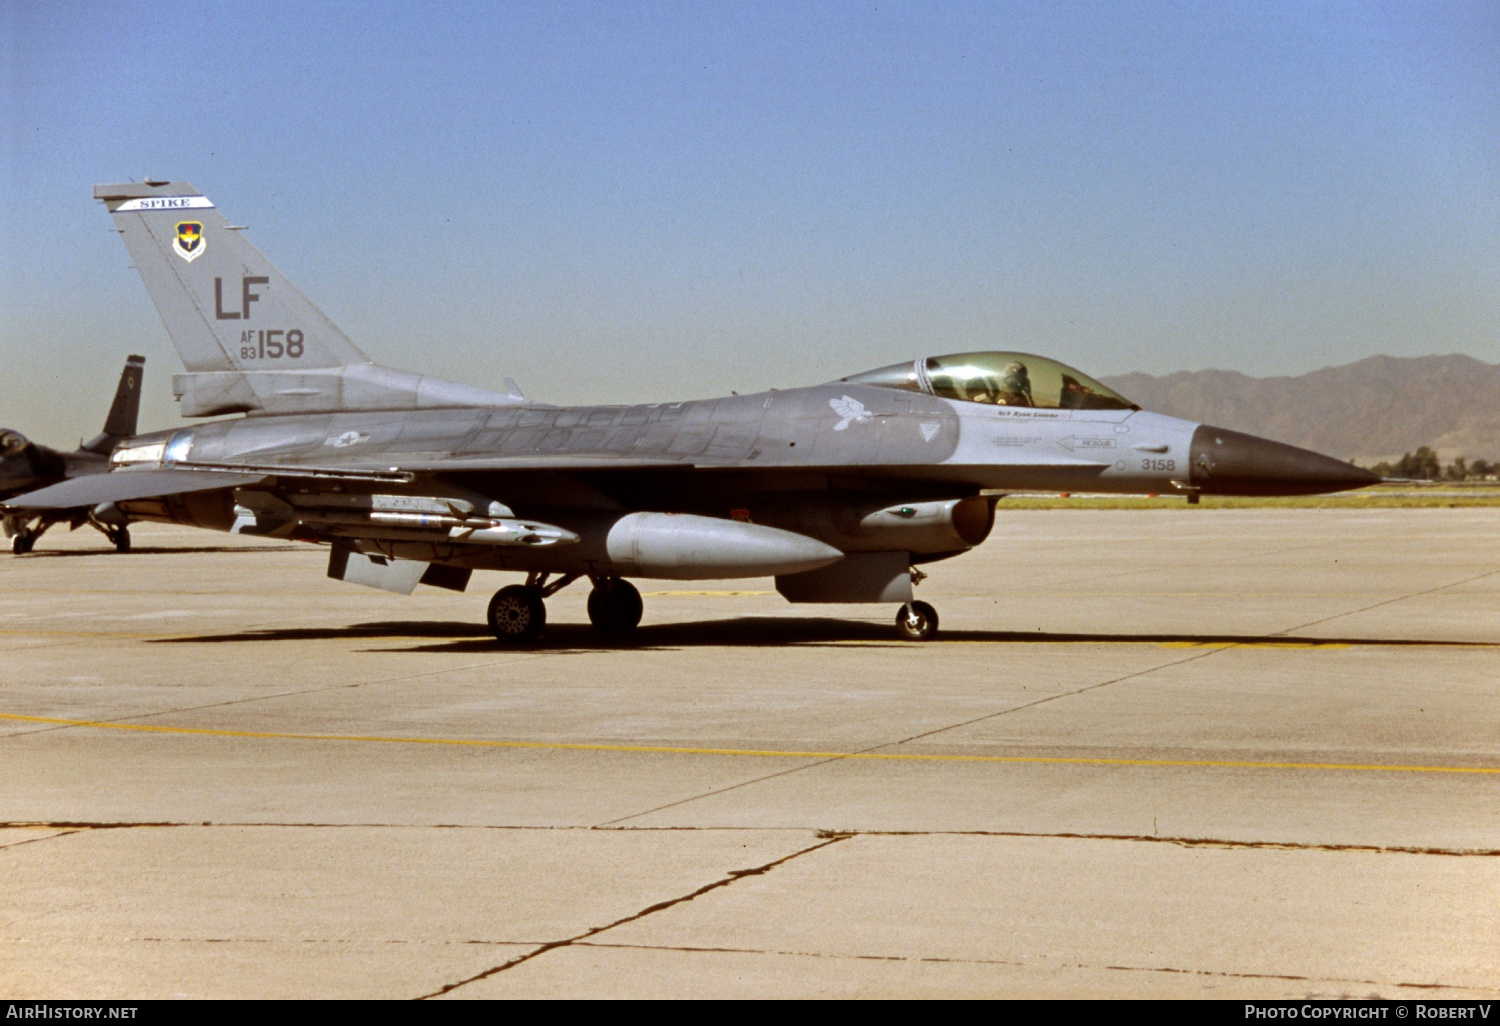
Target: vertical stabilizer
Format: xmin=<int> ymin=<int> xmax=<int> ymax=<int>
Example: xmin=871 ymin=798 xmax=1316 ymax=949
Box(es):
xmin=95 ymin=182 xmax=367 ymax=373
xmin=101 ymin=355 xmax=145 ymax=437
xmin=96 ymin=181 xmax=528 ymax=417
xmin=81 ymin=355 xmax=145 ymax=454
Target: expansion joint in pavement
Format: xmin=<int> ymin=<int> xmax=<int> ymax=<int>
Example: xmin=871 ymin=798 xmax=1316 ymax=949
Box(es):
xmin=415 ymin=832 xmax=852 ymax=999
xmin=567 ymin=940 xmax=1496 ymax=997
xmin=6 ymin=821 xmax=1500 ymax=858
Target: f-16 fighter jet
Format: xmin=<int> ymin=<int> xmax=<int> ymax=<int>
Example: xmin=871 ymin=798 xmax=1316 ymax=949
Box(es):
xmin=5 ymin=182 xmax=1379 ymax=641
xmin=2 ymin=355 xmax=144 ymax=553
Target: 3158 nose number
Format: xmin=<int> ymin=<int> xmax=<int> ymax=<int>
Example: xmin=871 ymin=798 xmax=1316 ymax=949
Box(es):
xmin=1141 ymin=458 xmax=1176 ymax=472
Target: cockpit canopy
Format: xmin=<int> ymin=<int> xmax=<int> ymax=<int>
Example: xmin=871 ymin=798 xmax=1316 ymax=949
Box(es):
xmin=839 ymin=352 xmax=1136 ymax=411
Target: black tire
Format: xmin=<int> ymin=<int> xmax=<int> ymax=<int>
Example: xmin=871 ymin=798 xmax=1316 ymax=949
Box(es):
xmin=895 ymin=600 xmax=939 ymax=641
xmin=11 ymin=533 xmax=33 ymax=555
xmin=487 ymin=585 xmax=546 ymax=643
xmin=113 ymin=528 xmax=131 ymax=554
xmin=587 ymin=578 xmax=643 ymax=635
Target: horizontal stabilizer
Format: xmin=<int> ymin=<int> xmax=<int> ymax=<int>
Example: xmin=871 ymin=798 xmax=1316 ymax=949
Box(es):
xmin=4 ymin=469 xmax=267 ymax=509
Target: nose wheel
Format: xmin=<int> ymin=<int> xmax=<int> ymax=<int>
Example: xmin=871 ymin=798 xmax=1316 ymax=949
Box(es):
xmin=896 ymin=600 xmax=939 ymax=641
xmin=587 ymin=578 xmax=643 ymax=635
xmin=11 ymin=532 xmax=34 ymax=555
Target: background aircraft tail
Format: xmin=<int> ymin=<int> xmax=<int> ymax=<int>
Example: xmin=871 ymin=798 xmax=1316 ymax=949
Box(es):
xmin=80 ymin=355 xmax=145 ymax=454
xmin=96 ymin=182 xmax=524 ymax=417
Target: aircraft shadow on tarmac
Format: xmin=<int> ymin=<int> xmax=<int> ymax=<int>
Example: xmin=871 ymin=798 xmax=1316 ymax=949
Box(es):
xmin=146 ymin=618 xmax=1498 ymax=653
xmin=13 ymin=546 xmax=296 ymax=558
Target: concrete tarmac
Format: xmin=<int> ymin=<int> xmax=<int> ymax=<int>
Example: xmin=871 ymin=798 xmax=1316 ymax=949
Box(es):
xmin=2 ymin=508 xmax=1498 ymax=998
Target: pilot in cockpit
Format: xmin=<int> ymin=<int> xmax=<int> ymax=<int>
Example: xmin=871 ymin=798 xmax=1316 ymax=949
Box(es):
xmin=996 ymin=361 xmax=1034 ymax=406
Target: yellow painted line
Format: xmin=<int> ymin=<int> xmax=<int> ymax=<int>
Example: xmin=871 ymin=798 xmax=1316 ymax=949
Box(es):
xmin=3 ymin=712 xmax=1498 ymax=776
xmin=642 ymin=590 xmax=777 ymax=597
xmin=0 ymin=628 xmax=199 ymax=641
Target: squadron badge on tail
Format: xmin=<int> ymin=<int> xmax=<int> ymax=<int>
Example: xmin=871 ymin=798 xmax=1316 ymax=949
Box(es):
xmin=172 ymin=221 xmax=204 ymax=262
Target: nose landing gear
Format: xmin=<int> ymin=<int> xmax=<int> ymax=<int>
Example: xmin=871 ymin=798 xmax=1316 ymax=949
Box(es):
xmin=896 ymin=600 xmax=939 ymax=641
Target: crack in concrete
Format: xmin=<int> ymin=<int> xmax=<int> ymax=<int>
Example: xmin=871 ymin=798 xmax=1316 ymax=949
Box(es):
xmin=569 ymin=940 xmax=1494 ymax=995
xmin=415 ymin=833 xmax=851 ymax=999
xmin=0 ymin=828 xmax=85 ymax=851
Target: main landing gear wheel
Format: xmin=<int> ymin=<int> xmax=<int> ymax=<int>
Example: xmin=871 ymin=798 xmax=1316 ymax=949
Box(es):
xmin=487 ymin=585 xmax=546 ymax=644
xmin=111 ymin=527 xmax=131 ymax=554
xmin=896 ymin=600 xmax=939 ymax=641
xmin=587 ymin=578 xmax=643 ymax=636
xmin=11 ymin=533 xmax=33 ymax=555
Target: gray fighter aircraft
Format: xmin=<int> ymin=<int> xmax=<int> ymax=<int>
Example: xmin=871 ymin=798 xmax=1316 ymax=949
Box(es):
xmin=2 ymin=355 xmax=144 ymax=553
xmin=5 ymin=182 xmax=1379 ymax=640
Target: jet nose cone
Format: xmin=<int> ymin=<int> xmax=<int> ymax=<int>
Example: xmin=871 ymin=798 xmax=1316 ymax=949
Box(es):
xmin=1189 ymin=425 xmax=1381 ymax=496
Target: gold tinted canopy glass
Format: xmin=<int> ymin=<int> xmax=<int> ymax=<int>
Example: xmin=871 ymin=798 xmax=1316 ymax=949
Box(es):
xmin=840 ymin=352 xmax=1136 ymax=411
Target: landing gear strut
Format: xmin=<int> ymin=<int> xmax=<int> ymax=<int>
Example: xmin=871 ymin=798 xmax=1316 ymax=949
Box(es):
xmin=485 ymin=572 xmax=580 ymax=644
xmin=484 ymin=572 xmax=645 ymax=644
xmin=895 ymin=600 xmax=939 ymax=641
xmin=7 ymin=518 xmax=50 ymax=555
xmin=587 ymin=577 xmax=642 ymax=635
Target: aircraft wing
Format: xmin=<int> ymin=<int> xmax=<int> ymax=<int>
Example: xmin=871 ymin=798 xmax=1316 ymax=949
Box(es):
xmin=2 ymin=469 xmax=269 ymax=509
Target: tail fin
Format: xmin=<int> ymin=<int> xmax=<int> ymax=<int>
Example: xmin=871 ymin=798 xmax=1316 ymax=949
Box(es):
xmin=94 ymin=182 xmax=523 ymax=417
xmin=80 ymin=355 xmax=145 ymax=455
xmin=96 ymin=182 xmax=365 ymax=372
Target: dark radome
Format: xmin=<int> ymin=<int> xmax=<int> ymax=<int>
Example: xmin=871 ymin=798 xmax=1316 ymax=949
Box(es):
xmin=1189 ymin=425 xmax=1382 ymax=496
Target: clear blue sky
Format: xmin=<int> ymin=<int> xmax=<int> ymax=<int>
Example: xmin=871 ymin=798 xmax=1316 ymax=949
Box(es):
xmin=2 ymin=0 xmax=1496 ymax=444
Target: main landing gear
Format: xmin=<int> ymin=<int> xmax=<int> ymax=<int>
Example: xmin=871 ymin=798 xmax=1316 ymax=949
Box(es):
xmin=7 ymin=518 xmax=50 ymax=555
xmin=587 ymin=577 xmax=643 ymax=635
xmin=6 ymin=517 xmax=129 ymax=556
xmin=486 ymin=572 xmax=644 ymax=644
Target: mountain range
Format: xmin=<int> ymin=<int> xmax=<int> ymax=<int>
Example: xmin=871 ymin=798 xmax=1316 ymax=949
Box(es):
xmin=1103 ymin=354 xmax=1500 ymax=464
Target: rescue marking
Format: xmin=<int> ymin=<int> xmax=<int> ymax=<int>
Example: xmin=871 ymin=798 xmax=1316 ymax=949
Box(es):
xmin=3 ymin=713 xmax=1498 ymax=776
